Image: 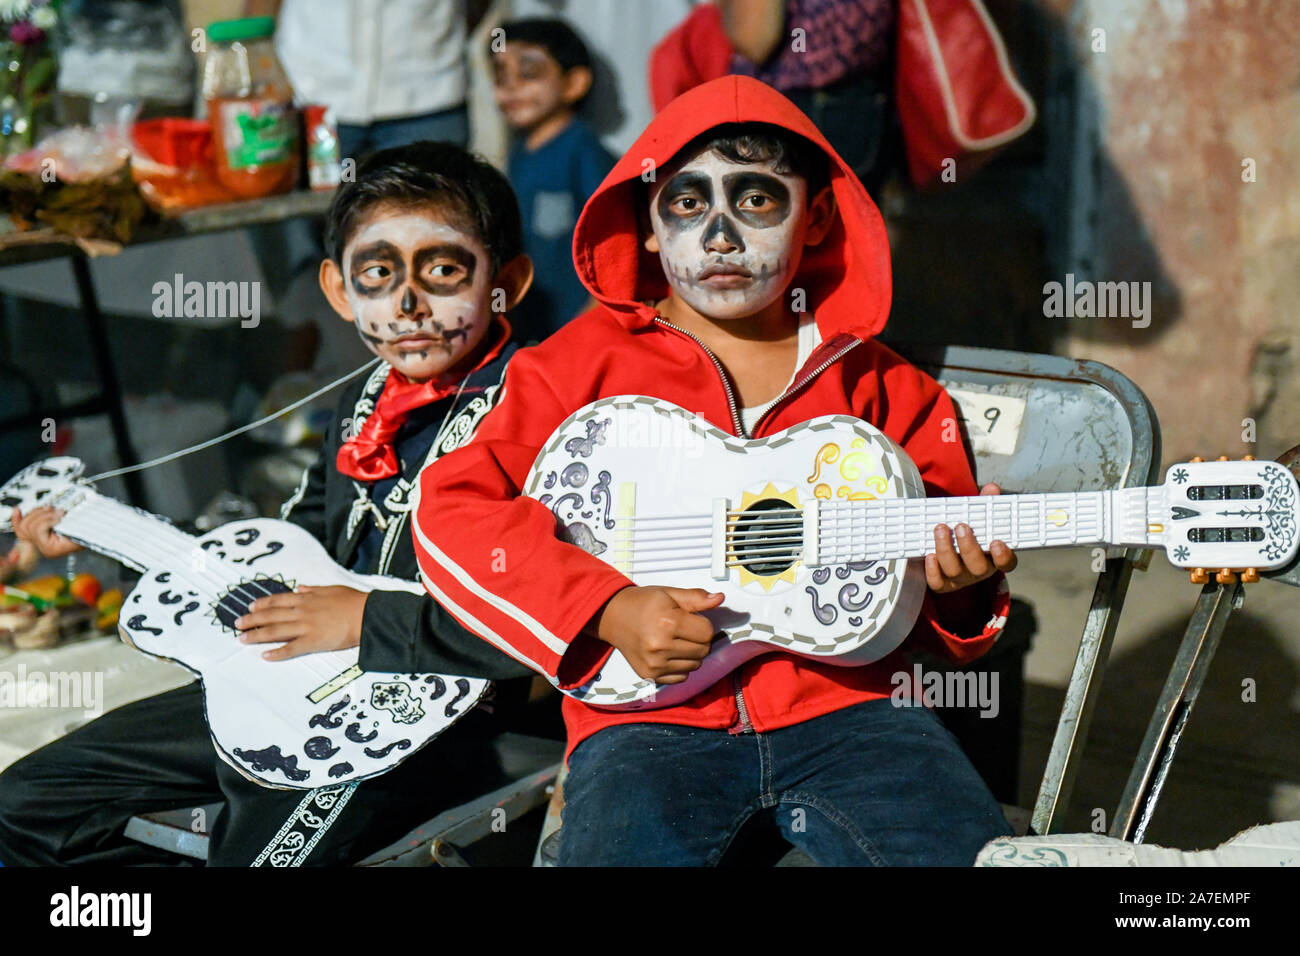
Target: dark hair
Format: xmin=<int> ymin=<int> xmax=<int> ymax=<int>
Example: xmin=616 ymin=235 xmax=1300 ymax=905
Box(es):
xmin=668 ymin=123 xmax=831 ymax=198
xmin=324 ymin=141 xmax=523 ymax=273
xmin=495 ymin=18 xmax=591 ymax=72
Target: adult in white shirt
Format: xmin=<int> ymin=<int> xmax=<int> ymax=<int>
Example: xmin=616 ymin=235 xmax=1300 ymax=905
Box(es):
xmin=247 ymin=0 xmax=490 ymax=158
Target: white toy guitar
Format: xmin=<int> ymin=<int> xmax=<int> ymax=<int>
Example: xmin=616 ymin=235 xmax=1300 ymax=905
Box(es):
xmin=0 ymin=458 xmax=487 ymax=789
xmin=525 ymin=396 xmax=1300 ymax=710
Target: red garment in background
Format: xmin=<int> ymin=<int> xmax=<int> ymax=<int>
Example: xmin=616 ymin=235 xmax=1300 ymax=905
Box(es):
xmin=895 ymin=0 xmax=1036 ymax=187
xmin=730 ymin=0 xmax=896 ymax=91
xmin=648 ymin=4 xmax=732 ymax=113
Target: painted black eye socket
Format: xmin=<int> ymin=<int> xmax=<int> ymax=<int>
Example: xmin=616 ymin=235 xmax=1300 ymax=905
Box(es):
xmin=668 ymin=195 xmax=706 ymax=216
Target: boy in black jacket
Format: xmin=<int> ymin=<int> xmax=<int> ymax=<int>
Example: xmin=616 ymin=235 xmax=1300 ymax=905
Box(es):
xmin=0 ymin=142 xmax=537 ymax=866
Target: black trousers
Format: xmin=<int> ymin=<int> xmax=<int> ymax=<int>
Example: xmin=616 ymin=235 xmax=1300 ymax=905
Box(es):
xmin=0 ymin=681 xmax=514 ymax=866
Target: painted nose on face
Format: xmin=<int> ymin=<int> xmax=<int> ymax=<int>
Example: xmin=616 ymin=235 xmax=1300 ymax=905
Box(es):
xmin=398 ymin=285 xmax=426 ymax=320
xmin=701 ymin=213 xmax=744 ymax=255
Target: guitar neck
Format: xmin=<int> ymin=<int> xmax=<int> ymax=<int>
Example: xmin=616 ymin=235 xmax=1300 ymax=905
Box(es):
xmin=50 ymin=487 xmax=207 ymax=579
xmin=814 ymin=488 xmax=1161 ymax=564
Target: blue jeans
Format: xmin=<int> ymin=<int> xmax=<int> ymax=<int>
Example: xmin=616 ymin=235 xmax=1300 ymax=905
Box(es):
xmin=558 ymin=698 xmax=1013 ymax=866
xmin=337 ymin=104 xmax=469 ymax=162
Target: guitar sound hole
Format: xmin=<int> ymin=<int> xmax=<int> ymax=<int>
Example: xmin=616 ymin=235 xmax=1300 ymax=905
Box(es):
xmin=214 ymin=577 xmax=294 ymax=630
xmin=732 ymin=498 xmax=802 ymax=577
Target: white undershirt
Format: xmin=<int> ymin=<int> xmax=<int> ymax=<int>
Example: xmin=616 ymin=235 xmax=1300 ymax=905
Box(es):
xmin=739 ymin=314 xmax=822 ymax=435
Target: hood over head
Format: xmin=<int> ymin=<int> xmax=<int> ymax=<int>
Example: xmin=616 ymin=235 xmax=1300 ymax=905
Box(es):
xmin=572 ymin=75 xmax=892 ymax=339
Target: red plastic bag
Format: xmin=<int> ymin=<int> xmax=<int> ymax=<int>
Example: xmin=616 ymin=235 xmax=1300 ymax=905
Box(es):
xmin=895 ymin=0 xmax=1036 ymax=188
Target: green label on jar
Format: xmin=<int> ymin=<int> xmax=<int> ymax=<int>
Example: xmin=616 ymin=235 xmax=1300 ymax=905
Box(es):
xmin=218 ymin=99 xmax=295 ymax=169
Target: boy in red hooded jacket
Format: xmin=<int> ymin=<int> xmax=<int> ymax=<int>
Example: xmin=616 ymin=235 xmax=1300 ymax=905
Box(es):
xmin=412 ymin=76 xmax=1017 ymax=865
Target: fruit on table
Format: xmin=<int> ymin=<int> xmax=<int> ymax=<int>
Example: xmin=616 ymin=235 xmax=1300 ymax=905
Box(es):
xmin=68 ymin=573 xmax=102 ymax=606
xmin=17 ymin=575 xmax=66 ymax=606
xmin=96 ymin=587 xmax=123 ymax=631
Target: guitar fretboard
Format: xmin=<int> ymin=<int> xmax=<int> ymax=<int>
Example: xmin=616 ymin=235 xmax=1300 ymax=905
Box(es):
xmin=51 ymin=488 xmax=239 ymax=596
xmin=813 ymin=491 xmax=1132 ymax=564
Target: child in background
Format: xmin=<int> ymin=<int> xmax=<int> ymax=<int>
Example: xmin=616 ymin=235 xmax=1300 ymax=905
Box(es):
xmin=413 ymin=77 xmax=1017 ymax=866
xmin=491 ymin=18 xmax=615 ymax=342
xmin=0 ymin=142 xmax=537 ymax=867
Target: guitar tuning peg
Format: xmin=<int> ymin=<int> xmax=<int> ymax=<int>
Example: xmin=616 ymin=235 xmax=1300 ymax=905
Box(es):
xmin=1190 ymin=568 xmax=1209 ymax=584
xmin=1241 ymin=568 xmax=1260 ymax=583
xmin=1216 ymin=455 xmax=1230 ymax=462
xmin=1190 ymin=456 xmax=1204 ymax=463
xmin=1216 ymin=568 xmax=1237 ymax=584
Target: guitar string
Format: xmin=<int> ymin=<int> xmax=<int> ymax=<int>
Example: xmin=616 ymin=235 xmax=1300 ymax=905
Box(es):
xmin=608 ymin=497 xmax=1041 ymax=523
xmin=601 ymin=470 xmax=1129 ymax=576
xmin=612 ymin=519 xmax=1042 ymax=571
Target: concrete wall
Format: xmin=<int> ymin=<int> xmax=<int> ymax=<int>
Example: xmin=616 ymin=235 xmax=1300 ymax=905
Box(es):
xmin=1053 ymin=0 xmax=1300 ymax=463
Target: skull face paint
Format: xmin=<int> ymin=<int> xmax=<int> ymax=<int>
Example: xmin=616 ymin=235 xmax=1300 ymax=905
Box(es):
xmin=649 ymin=152 xmax=809 ymax=321
xmin=342 ymin=210 xmax=495 ymax=382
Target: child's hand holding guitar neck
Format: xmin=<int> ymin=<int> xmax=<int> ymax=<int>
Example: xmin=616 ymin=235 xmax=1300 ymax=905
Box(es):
xmin=924 ymin=483 xmax=1019 ymax=594
xmin=10 ymin=506 xmax=83 ymax=558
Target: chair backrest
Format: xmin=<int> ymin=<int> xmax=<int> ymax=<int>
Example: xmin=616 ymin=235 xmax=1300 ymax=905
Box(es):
xmin=900 ymin=343 xmax=1162 ymax=493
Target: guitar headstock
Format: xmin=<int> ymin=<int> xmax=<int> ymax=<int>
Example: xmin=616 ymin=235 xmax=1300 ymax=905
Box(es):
xmin=0 ymin=458 xmax=87 ymax=534
xmin=1159 ymin=456 xmax=1299 ymax=577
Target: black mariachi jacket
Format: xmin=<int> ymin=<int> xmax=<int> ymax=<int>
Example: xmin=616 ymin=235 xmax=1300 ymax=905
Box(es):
xmin=279 ymin=343 xmax=532 ymax=680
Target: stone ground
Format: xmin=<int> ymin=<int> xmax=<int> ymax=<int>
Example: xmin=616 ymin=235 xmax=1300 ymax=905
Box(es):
xmin=1 ymin=547 xmax=1297 ymax=855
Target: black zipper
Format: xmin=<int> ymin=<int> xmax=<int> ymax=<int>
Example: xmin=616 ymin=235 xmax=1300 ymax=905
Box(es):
xmin=652 ymin=317 xmax=861 ymax=734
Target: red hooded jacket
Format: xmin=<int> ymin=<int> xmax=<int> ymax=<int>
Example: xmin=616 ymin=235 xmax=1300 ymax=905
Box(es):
xmin=412 ymin=76 xmax=1010 ymax=756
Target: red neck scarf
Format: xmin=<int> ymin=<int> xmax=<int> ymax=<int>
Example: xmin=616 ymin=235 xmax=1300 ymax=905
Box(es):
xmin=336 ymin=317 xmax=511 ymax=482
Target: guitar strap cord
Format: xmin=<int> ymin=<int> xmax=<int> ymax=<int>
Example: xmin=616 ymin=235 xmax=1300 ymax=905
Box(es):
xmin=86 ymin=358 xmax=383 ymax=484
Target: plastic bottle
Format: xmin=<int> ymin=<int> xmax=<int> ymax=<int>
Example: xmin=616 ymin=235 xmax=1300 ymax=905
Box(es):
xmin=201 ymin=16 xmax=297 ymax=199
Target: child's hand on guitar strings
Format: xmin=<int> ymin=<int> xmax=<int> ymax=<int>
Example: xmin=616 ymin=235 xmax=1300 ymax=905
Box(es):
xmin=235 ymin=584 xmax=369 ymax=660
xmin=10 ymin=506 xmax=84 ymax=558
xmin=925 ymin=483 xmax=1018 ymax=595
xmin=589 ymin=585 xmax=724 ymax=684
